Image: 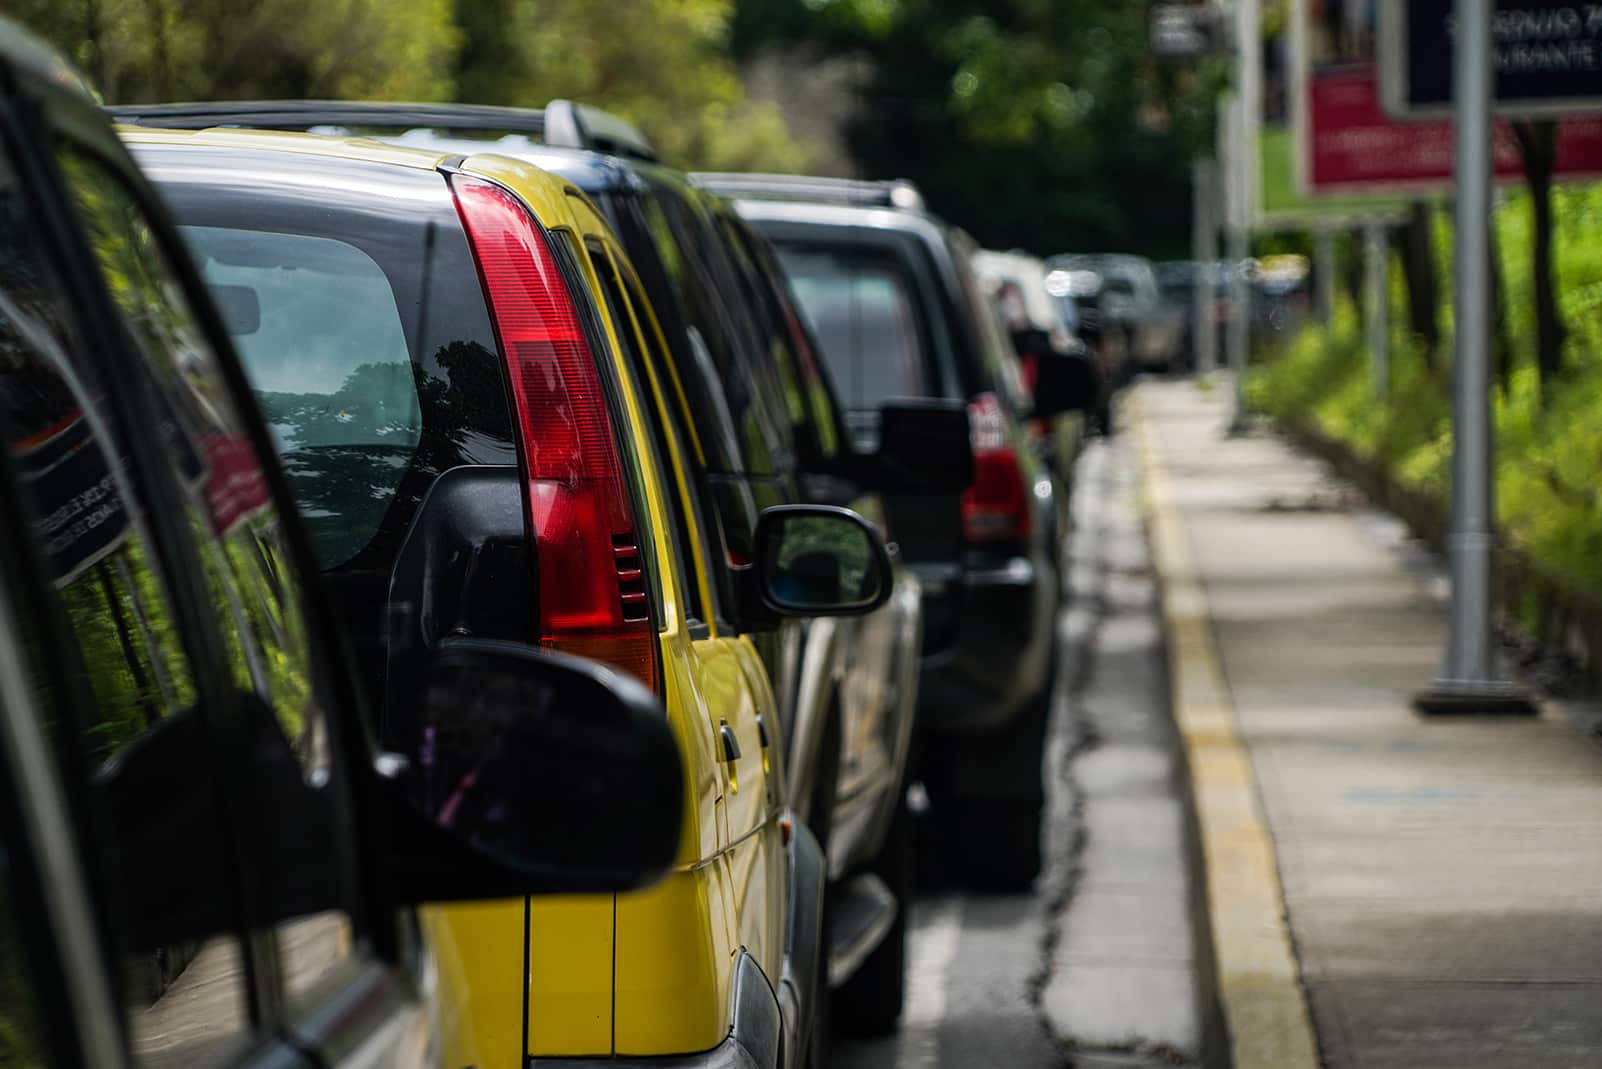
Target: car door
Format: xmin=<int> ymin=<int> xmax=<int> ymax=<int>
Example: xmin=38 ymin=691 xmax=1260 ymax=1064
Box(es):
xmin=585 ymin=236 xmax=788 ymax=1000
xmin=0 ymin=77 xmax=434 ymax=1069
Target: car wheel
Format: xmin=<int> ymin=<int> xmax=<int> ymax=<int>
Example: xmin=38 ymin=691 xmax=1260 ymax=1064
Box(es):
xmin=834 ymin=790 xmax=911 ymax=1036
xmin=941 ymin=795 xmax=1043 ymax=892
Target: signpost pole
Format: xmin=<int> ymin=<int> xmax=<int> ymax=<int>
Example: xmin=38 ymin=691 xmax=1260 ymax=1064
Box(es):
xmin=1365 ymin=220 xmax=1389 ymax=399
xmin=1415 ymin=0 xmax=1535 ymax=715
xmin=1315 ymin=226 xmax=1337 ymax=325
xmin=1226 ymin=0 xmax=1258 ymax=434
xmin=1193 ymin=157 xmax=1219 ymax=375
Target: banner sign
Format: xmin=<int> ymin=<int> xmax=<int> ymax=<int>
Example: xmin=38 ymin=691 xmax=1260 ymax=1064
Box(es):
xmin=1309 ymin=64 xmax=1602 ymax=192
xmin=1382 ymin=0 xmax=1602 ymax=118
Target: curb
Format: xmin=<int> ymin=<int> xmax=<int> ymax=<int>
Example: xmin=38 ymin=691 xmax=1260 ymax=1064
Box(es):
xmin=1130 ymin=390 xmax=1321 ymax=1069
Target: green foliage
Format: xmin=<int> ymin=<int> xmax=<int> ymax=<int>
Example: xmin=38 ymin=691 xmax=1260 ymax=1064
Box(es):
xmin=731 ymin=0 xmax=1224 ymax=257
xmin=10 ymin=0 xmax=460 ymax=102
xmin=449 ymin=0 xmax=812 ymax=171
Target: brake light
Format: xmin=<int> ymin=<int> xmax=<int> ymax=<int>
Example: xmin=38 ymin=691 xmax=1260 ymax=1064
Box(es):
xmin=961 ymin=392 xmax=1031 ymax=543
xmin=451 ymin=174 xmax=658 ymax=692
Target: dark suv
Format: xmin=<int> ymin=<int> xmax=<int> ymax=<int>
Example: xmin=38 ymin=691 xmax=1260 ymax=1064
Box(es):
xmin=0 ymin=23 xmax=679 ymax=1069
xmin=698 ymin=173 xmax=1080 ymax=888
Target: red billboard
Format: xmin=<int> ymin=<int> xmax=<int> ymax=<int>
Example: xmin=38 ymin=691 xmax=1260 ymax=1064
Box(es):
xmin=1307 ymin=64 xmax=1602 ymax=194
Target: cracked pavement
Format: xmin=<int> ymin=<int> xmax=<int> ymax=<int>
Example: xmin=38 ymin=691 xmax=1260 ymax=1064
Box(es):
xmin=830 ymin=432 xmax=1213 ymax=1069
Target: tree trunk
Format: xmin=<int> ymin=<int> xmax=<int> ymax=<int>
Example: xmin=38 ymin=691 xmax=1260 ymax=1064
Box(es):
xmin=1489 ymin=214 xmax=1513 ymax=395
xmin=1342 ymin=226 xmax=1365 ymax=319
xmin=1512 ymin=119 xmax=1566 ymax=395
xmin=1398 ymin=200 xmax=1440 ymax=369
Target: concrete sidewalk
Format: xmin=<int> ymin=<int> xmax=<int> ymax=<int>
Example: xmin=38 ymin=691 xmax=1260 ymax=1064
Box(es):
xmin=1135 ymin=379 xmax=1602 ymax=1069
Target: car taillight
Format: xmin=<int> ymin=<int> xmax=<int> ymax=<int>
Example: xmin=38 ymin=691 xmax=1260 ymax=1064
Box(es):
xmin=451 ymin=174 xmax=658 ymax=692
xmin=961 ymin=392 xmax=1031 ymax=544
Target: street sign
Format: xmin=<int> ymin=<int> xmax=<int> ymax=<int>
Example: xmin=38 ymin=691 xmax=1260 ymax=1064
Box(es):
xmin=1382 ymin=0 xmax=1602 ymax=118
xmin=1151 ymin=4 xmax=1231 ymax=59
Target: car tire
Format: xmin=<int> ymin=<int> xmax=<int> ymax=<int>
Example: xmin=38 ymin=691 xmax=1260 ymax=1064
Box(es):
xmin=834 ymin=790 xmax=911 ymax=1036
xmin=942 ymin=795 xmax=1043 ymax=891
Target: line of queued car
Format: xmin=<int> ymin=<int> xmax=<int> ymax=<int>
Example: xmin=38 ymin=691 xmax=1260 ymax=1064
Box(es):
xmin=0 ymin=19 xmax=1102 ymax=1069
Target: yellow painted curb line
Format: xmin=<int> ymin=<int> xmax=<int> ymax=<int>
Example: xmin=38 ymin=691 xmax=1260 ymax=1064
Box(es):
xmin=1131 ymin=390 xmax=1321 ymax=1069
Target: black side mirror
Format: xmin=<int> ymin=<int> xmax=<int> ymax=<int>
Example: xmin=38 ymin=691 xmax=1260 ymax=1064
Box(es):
xmin=870 ymin=399 xmax=974 ymax=493
xmin=753 ymin=505 xmax=894 ymax=617
xmin=1032 ymin=350 xmax=1102 ymax=420
xmin=383 ymin=639 xmax=683 ymax=902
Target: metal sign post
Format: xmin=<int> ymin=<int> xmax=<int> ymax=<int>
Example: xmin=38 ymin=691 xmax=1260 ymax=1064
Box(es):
xmin=1365 ymin=221 xmax=1389 ymax=399
xmin=1415 ymin=0 xmax=1536 ymax=715
xmin=1193 ymin=157 xmax=1220 ymax=375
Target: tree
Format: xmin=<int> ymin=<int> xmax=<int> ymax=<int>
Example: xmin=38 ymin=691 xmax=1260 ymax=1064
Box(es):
xmin=731 ymin=0 xmax=1225 ymax=255
xmin=1511 ymin=119 xmax=1566 ymax=396
xmin=1398 ymin=201 xmax=1441 ymax=370
xmin=9 ymin=0 xmax=460 ymax=103
xmin=449 ymin=0 xmax=813 ymax=172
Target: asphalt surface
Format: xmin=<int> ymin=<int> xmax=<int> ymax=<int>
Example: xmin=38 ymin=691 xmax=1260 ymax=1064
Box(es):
xmin=830 ymin=432 xmax=1205 ymax=1069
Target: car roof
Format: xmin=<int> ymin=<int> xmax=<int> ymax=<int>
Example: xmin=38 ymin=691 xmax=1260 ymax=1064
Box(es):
xmin=118 ymin=126 xmax=590 ymax=228
xmin=118 ymin=125 xmax=457 ymax=171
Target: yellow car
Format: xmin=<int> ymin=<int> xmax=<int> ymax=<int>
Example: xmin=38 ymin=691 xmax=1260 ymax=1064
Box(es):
xmin=122 ymin=121 xmax=896 ymax=1068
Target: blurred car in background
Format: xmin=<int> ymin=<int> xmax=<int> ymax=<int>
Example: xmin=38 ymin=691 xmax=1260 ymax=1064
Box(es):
xmin=1 ymin=24 xmax=683 ymax=1069
xmin=1043 ymin=263 xmax=1126 ymax=433
xmin=698 ymin=173 xmax=1088 ymax=891
xmin=1156 ymin=259 xmax=1238 ymax=372
xmin=114 ymin=113 xmax=901 ymax=1068
xmin=971 ymin=248 xmax=1101 ymax=494
xmin=1051 ymin=252 xmax=1183 ymax=373
xmin=1252 ymin=254 xmax=1312 ymax=341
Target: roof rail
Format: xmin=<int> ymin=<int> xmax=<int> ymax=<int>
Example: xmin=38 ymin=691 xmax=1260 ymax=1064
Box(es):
xmin=691 ymin=172 xmax=925 ymax=212
xmin=107 ymin=98 xmax=659 ymax=162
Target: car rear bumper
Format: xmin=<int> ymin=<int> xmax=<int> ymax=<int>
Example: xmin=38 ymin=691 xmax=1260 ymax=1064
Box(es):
xmin=530 ymin=1038 xmax=766 ymax=1069
xmin=917 ymin=551 xmax=1056 ymax=734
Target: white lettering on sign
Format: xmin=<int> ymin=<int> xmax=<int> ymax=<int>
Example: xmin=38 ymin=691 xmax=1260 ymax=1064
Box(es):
xmin=1497 ymin=39 xmax=1601 ymax=72
xmin=1492 ymin=7 xmax=1585 ymax=40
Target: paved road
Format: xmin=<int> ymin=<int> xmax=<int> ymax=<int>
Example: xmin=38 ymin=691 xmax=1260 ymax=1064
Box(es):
xmin=831 ymin=432 xmax=1210 ymax=1069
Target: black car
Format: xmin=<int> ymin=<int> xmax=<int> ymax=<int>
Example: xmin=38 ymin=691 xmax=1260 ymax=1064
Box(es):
xmin=697 ymin=173 xmax=1088 ymax=888
xmin=0 ymin=22 xmax=679 ymax=1069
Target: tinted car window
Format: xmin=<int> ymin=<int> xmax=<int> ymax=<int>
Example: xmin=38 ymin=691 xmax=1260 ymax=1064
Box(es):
xmin=778 ymin=245 xmax=929 ymax=411
xmin=1 ymin=140 xmax=253 ymax=1068
xmin=181 ymin=225 xmax=423 ymax=568
xmin=138 ymin=145 xmax=514 ymax=717
xmin=59 ymin=145 xmax=362 ymax=1012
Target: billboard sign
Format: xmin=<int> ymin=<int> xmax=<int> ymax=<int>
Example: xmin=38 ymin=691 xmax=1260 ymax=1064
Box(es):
xmin=1293 ymin=0 xmax=1602 ymax=197
xmin=1382 ymin=0 xmax=1602 ymax=118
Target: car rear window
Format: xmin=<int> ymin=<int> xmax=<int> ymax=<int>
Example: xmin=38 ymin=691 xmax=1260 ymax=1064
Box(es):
xmin=777 ymin=246 xmax=928 ymax=411
xmin=182 ymin=225 xmax=422 ymax=567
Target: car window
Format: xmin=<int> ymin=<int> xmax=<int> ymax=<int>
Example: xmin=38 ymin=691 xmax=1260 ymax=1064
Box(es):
xmin=0 ymin=138 xmax=254 ymax=1067
xmin=717 ymin=217 xmax=846 ymax=469
xmin=641 ymin=188 xmax=784 ymax=476
xmin=57 ymin=145 xmax=360 ymax=1012
xmin=778 ymin=245 xmax=929 ymax=411
xmin=180 ymin=225 xmax=423 ymax=569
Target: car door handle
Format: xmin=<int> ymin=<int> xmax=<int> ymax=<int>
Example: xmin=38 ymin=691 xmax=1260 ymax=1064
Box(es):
xmin=756 ymin=715 xmax=770 ymax=749
xmin=720 ymin=721 xmax=742 ymax=762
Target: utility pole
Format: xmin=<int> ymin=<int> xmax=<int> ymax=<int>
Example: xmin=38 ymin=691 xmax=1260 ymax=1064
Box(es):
xmin=1315 ymin=226 xmax=1337 ymax=325
xmin=1193 ymin=157 xmax=1219 ymax=375
xmin=1414 ymin=0 xmax=1535 ymax=715
xmin=1225 ymin=0 xmax=1259 ymax=435
xmin=1365 ymin=221 xmax=1389 ymax=399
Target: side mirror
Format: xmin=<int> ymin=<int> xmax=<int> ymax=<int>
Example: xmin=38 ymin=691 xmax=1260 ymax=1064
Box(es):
xmin=384 ymin=639 xmax=683 ymax=902
xmin=871 ymin=399 xmax=974 ymax=493
xmin=753 ymin=505 xmax=893 ymax=617
xmin=1032 ymin=351 xmax=1102 ymax=420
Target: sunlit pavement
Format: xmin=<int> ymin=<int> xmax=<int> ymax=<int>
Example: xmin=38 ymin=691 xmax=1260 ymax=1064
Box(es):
xmin=830 ymin=426 xmax=1211 ymax=1069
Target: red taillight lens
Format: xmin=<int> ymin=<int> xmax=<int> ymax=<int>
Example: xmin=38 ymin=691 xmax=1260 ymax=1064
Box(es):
xmin=961 ymin=392 xmax=1031 ymax=544
xmin=451 ymin=174 xmax=658 ymax=691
